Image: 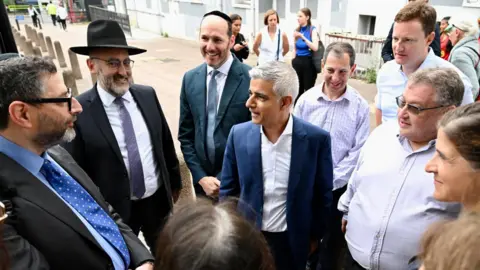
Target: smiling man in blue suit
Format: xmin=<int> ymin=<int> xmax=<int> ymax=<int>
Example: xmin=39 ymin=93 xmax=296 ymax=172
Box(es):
xmin=179 ymin=11 xmax=251 ymax=199
xmin=220 ymin=61 xmax=333 ymax=270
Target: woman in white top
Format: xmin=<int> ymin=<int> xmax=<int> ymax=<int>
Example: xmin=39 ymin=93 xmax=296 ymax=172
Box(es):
xmin=253 ymin=9 xmax=289 ymax=66
xmin=56 ymin=3 xmax=68 ymax=31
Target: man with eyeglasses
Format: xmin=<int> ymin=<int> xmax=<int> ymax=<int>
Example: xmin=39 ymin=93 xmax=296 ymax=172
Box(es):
xmin=0 ymin=56 xmax=154 ymax=270
xmin=63 ymin=20 xmax=182 ymax=254
xmin=338 ymin=67 xmax=463 ymax=270
xmin=375 ymin=1 xmax=473 ymax=126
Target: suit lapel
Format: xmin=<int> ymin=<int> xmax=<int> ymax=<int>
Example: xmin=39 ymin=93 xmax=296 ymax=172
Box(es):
xmin=246 ymin=124 xmax=264 ymax=226
xmin=215 ymin=59 xmax=243 ymax=130
xmin=129 ymin=86 xmax=159 ymax=138
xmin=287 ymin=117 xmax=307 ymax=202
xmin=87 ymin=86 xmax=124 ymax=165
xmin=0 ymin=152 xmax=103 ymax=251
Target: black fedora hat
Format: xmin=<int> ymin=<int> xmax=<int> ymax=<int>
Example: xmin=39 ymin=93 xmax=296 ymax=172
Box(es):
xmin=70 ymin=20 xmax=146 ymax=56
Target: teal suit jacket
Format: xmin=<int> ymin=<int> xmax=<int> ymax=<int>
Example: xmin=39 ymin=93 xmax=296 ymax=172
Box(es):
xmin=178 ymin=56 xmax=251 ymax=195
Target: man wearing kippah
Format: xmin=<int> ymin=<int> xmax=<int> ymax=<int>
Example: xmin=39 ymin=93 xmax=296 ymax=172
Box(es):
xmin=178 ymin=10 xmax=251 ymax=199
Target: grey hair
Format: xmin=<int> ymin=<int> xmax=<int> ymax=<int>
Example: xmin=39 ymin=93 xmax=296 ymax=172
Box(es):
xmin=0 ymin=56 xmax=57 ymax=130
xmin=248 ymin=61 xmax=299 ymax=107
xmin=408 ymin=67 xmax=464 ymax=107
xmin=324 ymin=42 xmax=356 ymax=67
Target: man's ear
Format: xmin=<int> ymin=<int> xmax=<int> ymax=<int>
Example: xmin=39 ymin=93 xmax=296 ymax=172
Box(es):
xmin=426 ymin=31 xmax=435 ymax=46
xmin=8 ymin=101 xmax=34 ymax=129
xmin=86 ymin=58 xmax=96 ymax=74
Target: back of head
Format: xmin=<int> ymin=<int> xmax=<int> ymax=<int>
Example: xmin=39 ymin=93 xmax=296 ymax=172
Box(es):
xmin=449 ymin=17 xmax=479 ymax=37
xmin=395 ymin=1 xmax=436 ymax=37
xmin=155 ymin=199 xmax=274 ymax=270
xmin=420 ymin=207 xmax=480 ymax=270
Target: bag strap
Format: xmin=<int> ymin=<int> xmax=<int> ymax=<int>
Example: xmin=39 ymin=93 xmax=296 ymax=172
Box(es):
xmin=466 ymin=46 xmax=480 ymax=68
xmin=276 ymin=28 xmax=281 ymax=61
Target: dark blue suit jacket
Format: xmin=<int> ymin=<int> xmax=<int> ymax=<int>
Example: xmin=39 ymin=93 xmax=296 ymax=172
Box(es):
xmin=220 ymin=117 xmax=333 ymax=269
xmin=178 ymin=57 xmax=251 ymax=195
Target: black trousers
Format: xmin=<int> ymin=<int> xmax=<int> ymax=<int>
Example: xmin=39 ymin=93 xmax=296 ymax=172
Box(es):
xmin=292 ymin=55 xmax=317 ymax=103
xmin=31 ymin=15 xmax=38 ymax=27
xmin=127 ymin=185 xmax=170 ymax=254
xmin=262 ymin=231 xmax=296 ymax=270
xmin=58 ymin=19 xmax=67 ymax=30
xmin=50 ymin=14 xmax=56 ymax=26
xmin=318 ymin=186 xmax=348 ymax=270
xmin=344 ymin=248 xmax=367 ymax=270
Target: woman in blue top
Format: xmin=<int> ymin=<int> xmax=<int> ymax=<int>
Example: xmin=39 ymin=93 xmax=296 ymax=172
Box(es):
xmin=292 ymin=8 xmax=320 ymax=102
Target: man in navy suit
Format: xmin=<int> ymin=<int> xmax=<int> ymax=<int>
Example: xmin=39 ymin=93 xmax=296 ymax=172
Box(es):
xmin=179 ymin=10 xmax=251 ymax=198
xmin=220 ymin=61 xmax=333 ymax=270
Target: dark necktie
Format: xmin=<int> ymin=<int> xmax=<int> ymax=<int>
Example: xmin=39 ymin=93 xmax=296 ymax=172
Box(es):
xmin=206 ymin=70 xmax=220 ymax=164
xmin=114 ymin=97 xmax=146 ymax=198
xmin=40 ymin=159 xmax=131 ymax=267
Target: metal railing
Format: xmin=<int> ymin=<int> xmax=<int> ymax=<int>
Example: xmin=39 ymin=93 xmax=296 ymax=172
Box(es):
xmin=324 ymin=33 xmax=386 ymax=71
xmin=88 ymin=5 xmax=131 ymax=36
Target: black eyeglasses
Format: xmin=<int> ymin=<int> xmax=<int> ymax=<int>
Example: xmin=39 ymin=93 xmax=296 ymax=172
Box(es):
xmin=90 ymin=57 xmax=135 ymax=70
xmin=21 ymin=88 xmax=73 ymax=111
xmin=396 ymin=95 xmax=446 ymax=115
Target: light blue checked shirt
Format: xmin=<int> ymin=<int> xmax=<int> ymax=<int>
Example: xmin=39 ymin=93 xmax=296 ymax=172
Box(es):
xmin=338 ymin=121 xmax=461 ymax=270
xmin=294 ymin=83 xmax=370 ymax=190
xmin=376 ymin=48 xmax=474 ymax=123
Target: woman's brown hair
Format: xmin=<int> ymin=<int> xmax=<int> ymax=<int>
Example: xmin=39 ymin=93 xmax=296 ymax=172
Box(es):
xmin=155 ymin=198 xmax=275 ymax=270
xmin=420 ymin=207 xmax=480 ymax=270
xmin=263 ymin=9 xmax=279 ymax=26
xmin=296 ymin=7 xmax=313 ymax=32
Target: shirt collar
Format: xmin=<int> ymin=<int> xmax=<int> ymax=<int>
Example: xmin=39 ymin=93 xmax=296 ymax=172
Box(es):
xmin=206 ymin=53 xmax=234 ymax=77
xmin=260 ymin=114 xmax=294 ymax=136
xmin=396 ymin=132 xmax=436 ymax=153
xmin=0 ymin=135 xmax=46 ymax=176
xmin=97 ymin=84 xmax=133 ymax=107
xmin=316 ymin=82 xmax=354 ymax=102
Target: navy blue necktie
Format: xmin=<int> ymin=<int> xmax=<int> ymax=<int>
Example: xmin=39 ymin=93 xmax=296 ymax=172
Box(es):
xmin=206 ymin=70 xmax=219 ymax=164
xmin=40 ymin=159 xmax=131 ymax=267
xmin=114 ymin=97 xmax=146 ymax=198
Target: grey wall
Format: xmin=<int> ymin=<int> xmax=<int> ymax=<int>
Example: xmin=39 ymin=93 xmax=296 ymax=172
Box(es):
xmin=259 ymin=0 xmax=273 ymax=13
xmin=178 ymin=2 xmax=209 ymax=39
xmin=430 ymin=0 xmax=463 ymax=7
xmin=277 ymin=0 xmax=286 ymax=18
xmin=307 ymin=0 xmax=318 ymax=18
xmin=160 ymin=0 xmax=169 ymax=13
xmin=330 ymin=0 xmax=347 ymax=28
xmin=290 ymin=0 xmax=298 ymax=13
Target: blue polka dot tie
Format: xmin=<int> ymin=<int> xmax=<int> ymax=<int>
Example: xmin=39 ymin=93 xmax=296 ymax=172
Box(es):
xmin=40 ymin=159 xmax=131 ymax=268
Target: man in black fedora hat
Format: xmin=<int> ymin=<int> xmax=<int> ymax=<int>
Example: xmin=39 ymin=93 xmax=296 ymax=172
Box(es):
xmin=64 ymin=20 xmax=182 ymax=254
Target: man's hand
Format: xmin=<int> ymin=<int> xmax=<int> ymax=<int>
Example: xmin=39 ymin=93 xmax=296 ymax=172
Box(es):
xmin=341 ymin=219 xmax=348 ymax=234
xmin=199 ymin=177 xmax=221 ymax=198
xmin=135 ymin=262 xmax=153 ymax=270
xmin=233 ymin=44 xmax=244 ymax=51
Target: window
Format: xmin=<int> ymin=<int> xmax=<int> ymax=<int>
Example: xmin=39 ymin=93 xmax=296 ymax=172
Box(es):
xmin=233 ymin=0 xmax=252 ymax=9
xmin=358 ymin=15 xmax=376 ymax=36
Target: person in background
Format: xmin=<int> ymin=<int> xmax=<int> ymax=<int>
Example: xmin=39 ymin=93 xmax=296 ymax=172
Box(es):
xmin=178 ymin=11 xmax=251 ymax=199
xmin=253 ymin=9 xmax=289 ymax=66
xmin=375 ymin=1 xmax=473 ymax=125
xmin=339 ymin=68 xmax=463 ymax=270
xmin=292 ymin=7 xmax=320 ymax=101
xmin=220 ymin=61 xmax=333 ymax=270
xmin=381 ymin=0 xmax=440 ymax=62
xmin=294 ymin=42 xmax=369 ymax=270
xmin=439 ymin=16 xmax=453 ymax=60
xmin=154 ymin=198 xmax=275 ymax=270
xmin=56 ymin=2 xmax=68 ymax=31
xmin=425 ymin=103 xmax=480 ymax=210
xmin=447 ymin=18 xmax=480 ymax=100
xmin=27 ymin=5 xmax=39 ymax=28
xmin=46 ymin=1 xmax=57 ymax=26
xmin=418 ymin=209 xmax=480 ymax=270
xmin=230 ymin=14 xmax=249 ymax=62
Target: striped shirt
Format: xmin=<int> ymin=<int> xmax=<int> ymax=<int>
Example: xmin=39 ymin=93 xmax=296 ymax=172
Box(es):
xmin=294 ymin=83 xmax=370 ymax=190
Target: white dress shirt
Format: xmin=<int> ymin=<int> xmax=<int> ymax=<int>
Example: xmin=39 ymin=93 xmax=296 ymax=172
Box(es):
xmin=206 ymin=54 xmax=234 ymax=110
xmin=97 ymin=85 xmax=159 ymax=200
xmin=261 ymin=115 xmax=293 ymax=232
xmin=338 ymin=121 xmax=461 ymax=270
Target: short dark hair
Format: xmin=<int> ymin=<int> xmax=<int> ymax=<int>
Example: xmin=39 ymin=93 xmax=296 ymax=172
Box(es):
xmin=395 ymin=1 xmax=437 ymax=37
xmin=230 ymin=14 xmax=242 ymax=22
xmin=263 ymin=9 xmax=279 ymax=25
xmin=203 ymin=10 xmax=233 ymax=37
xmin=324 ymin=42 xmax=356 ymax=67
xmin=155 ymin=199 xmax=275 ymax=270
xmin=0 ymin=56 xmax=57 ymax=130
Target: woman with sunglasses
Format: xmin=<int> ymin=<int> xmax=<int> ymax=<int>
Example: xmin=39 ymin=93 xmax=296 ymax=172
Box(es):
xmin=447 ymin=18 xmax=480 ymax=101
